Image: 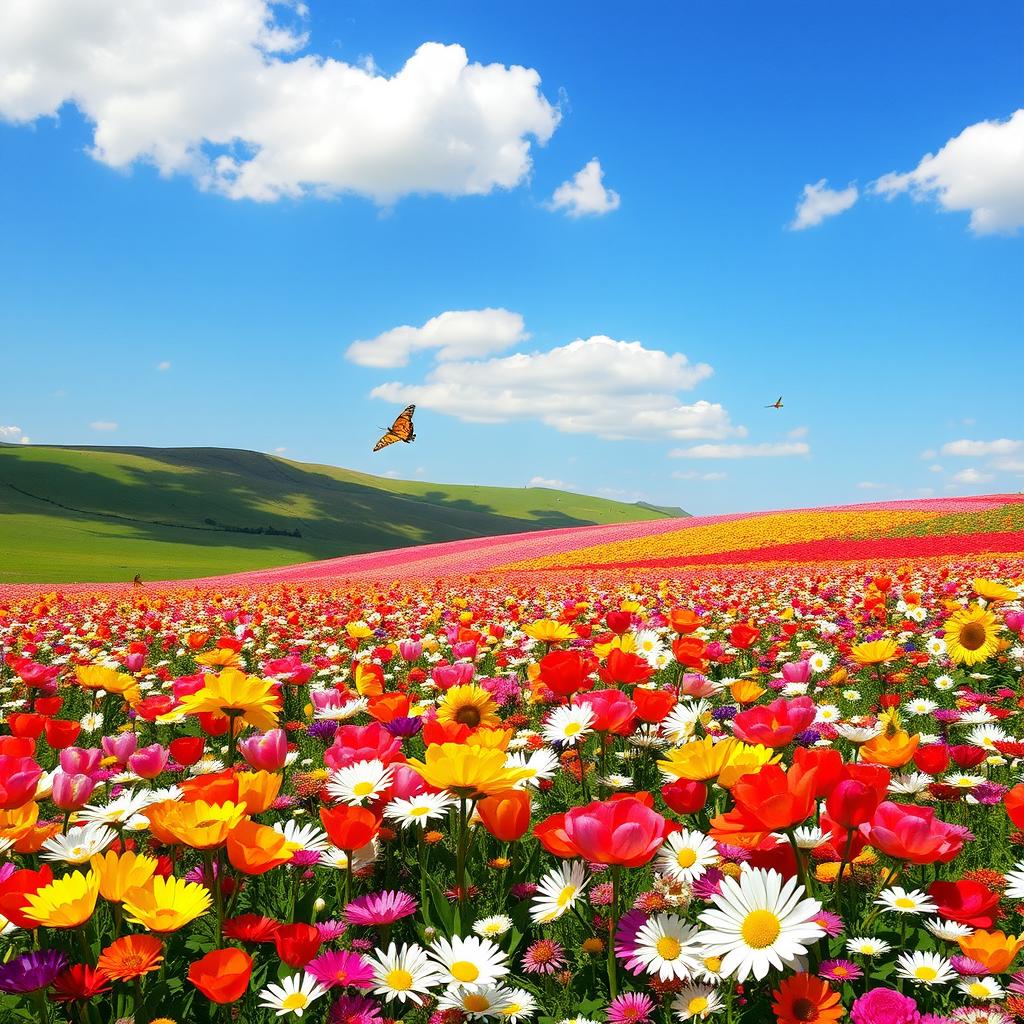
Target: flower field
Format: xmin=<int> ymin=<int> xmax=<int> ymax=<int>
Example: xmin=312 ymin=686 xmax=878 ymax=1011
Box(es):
xmin=1 ymin=496 xmax=1024 ymax=1023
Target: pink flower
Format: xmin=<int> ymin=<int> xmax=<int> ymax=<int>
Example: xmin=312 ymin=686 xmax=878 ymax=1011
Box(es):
xmin=127 ymin=743 xmax=168 ymax=780
xmin=101 ymin=733 xmax=138 ymax=764
xmin=344 ymin=890 xmax=417 ymax=927
xmin=239 ymin=729 xmax=288 ymax=772
xmin=306 ymin=950 xmax=374 ymax=989
xmin=732 ymin=696 xmax=817 ymax=747
xmin=850 ymin=988 xmax=920 ymax=1024
xmin=59 ymin=747 xmax=102 ymax=777
xmin=51 ymin=772 xmax=96 ymax=811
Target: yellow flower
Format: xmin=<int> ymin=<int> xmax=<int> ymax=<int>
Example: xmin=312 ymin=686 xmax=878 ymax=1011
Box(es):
xmin=144 ymin=800 xmax=248 ymax=850
xmin=406 ymin=743 xmax=532 ymax=798
xmin=944 ymin=604 xmax=1001 ymax=666
xmin=522 ymin=619 xmax=577 ymax=644
xmin=74 ymin=664 xmax=141 ymax=705
xmin=236 ymin=771 xmax=282 ymax=814
xmin=23 ymin=870 xmax=100 ymax=929
xmin=346 ymin=621 xmax=374 ymax=640
xmin=730 ymin=679 xmax=766 ymax=705
xmin=658 ymin=736 xmax=780 ymax=788
xmin=851 ymin=638 xmax=900 ymax=667
xmin=973 ymin=578 xmax=1018 ymax=603
xmin=861 ymin=728 xmax=919 ymax=768
xmin=593 ymin=632 xmax=636 ymax=659
xmin=465 ymin=728 xmax=513 ymax=751
xmin=157 ymin=668 xmax=280 ymax=732
xmin=90 ymin=850 xmax=159 ymax=903
xmin=195 ymin=646 xmax=243 ymax=670
xmin=122 ymin=875 xmax=212 ymax=933
xmin=436 ymin=685 xmax=499 ymax=731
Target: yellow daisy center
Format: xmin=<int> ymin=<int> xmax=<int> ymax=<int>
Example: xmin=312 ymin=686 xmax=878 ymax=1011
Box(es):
xmin=463 ymin=995 xmax=490 ymax=1012
xmin=915 ymin=966 xmax=937 ymax=981
xmin=353 ymin=781 xmax=374 ymax=796
xmin=282 ymin=993 xmax=309 ymax=1010
xmin=703 ymin=956 xmax=721 ymax=973
xmin=451 ymin=961 xmax=480 ymax=983
xmin=656 ymin=936 xmax=681 ymax=960
xmin=968 ymin=982 xmax=988 ymax=997
xmin=689 ymin=997 xmax=709 ymax=1013
xmin=676 ymin=848 xmax=698 ymax=868
xmin=894 ymin=897 xmax=915 ymax=908
xmin=386 ymin=968 xmax=413 ymax=991
xmin=557 ymin=885 xmax=577 ymax=907
xmin=410 ymin=806 xmax=429 ymax=816
xmin=564 ymin=722 xmax=581 ymax=736
xmin=740 ymin=909 xmax=781 ymax=949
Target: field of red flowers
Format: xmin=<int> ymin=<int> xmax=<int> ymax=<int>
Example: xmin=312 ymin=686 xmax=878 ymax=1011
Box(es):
xmin=1 ymin=494 xmax=1023 ymax=1024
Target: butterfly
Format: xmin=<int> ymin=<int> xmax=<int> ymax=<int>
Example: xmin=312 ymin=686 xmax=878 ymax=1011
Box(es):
xmin=373 ymin=405 xmax=417 ymax=452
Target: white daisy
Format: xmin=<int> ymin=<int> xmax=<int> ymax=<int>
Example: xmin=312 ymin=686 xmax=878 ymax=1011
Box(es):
xmin=272 ymin=820 xmax=331 ymax=853
xmin=79 ymin=712 xmax=104 ymax=732
xmin=437 ymin=984 xmax=513 ymax=1019
xmin=846 ymin=936 xmax=891 ymax=957
xmin=1005 ymin=860 xmax=1024 ymax=899
xmin=808 ymin=651 xmax=832 ymax=673
xmin=40 ymin=822 xmax=116 ymax=864
xmin=326 ymin=759 xmax=394 ymax=805
xmin=656 ymin=829 xmax=719 ymax=883
xmin=695 ymin=867 xmax=825 ymax=981
xmin=541 ymin=704 xmax=594 ymax=747
xmin=833 ymin=723 xmax=880 ymax=744
xmin=814 ymin=705 xmax=841 ymax=724
xmin=924 ymin=917 xmax=974 ymax=941
xmin=905 ymin=698 xmax=939 ymax=716
xmin=895 ymin=950 xmax=955 ymax=986
xmin=473 ymin=915 xmax=514 ymax=938
xmin=672 ymin=985 xmax=724 ymax=1020
xmin=662 ymin=701 xmax=713 ymax=745
xmin=384 ymin=791 xmax=455 ymax=829
xmin=504 ymin=749 xmax=560 ymax=788
xmin=875 ymin=887 xmax=937 ymax=915
xmin=77 ymin=790 xmax=157 ymax=826
xmin=497 ymin=987 xmax=537 ymax=1022
xmin=632 ymin=912 xmax=704 ymax=981
xmin=258 ymin=972 xmax=328 ymax=1017
xmin=427 ymin=935 xmax=509 ymax=990
xmin=958 ymin=976 xmax=1005 ymax=1001
xmin=934 ymin=675 xmax=956 ymax=691
xmin=628 ymin=725 xmax=669 ymax=749
xmin=968 ymin=724 xmax=1008 ymax=750
xmin=888 ymin=772 xmax=934 ymax=796
xmin=369 ymin=942 xmax=445 ymax=1006
xmin=530 ymin=862 xmax=589 ymax=924
xmin=785 ymin=826 xmax=828 ymax=851
xmin=319 ymin=840 xmax=379 ymax=872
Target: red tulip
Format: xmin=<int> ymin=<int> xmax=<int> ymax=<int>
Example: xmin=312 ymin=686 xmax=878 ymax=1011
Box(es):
xmin=538 ymin=650 xmax=595 ymax=698
xmin=169 ymin=737 xmax=206 ymax=767
xmin=0 ymin=737 xmax=35 ymax=758
xmin=34 ymin=697 xmax=63 ymax=716
xmin=672 ymin=637 xmax=707 ymax=670
xmin=597 ymin=649 xmax=653 ymax=686
xmin=729 ymin=623 xmax=760 ymax=650
xmin=633 ymin=687 xmax=676 ymax=724
xmin=948 ymin=745 xmax=987 ymax=770
xmin=1005 ymin=784 xmax=1024 ymax=829
xmin=320 ymin=805 xmax=380 ymax=852
xmin=573 ymin=688 xmax=636 ymax=735
xmin=0 ymin=866 xmax=53 ymax=928
xmin=533 ymin=813 xmax=579 ymax=858
xmin=0 ymin=755 xmax=42 ymax=809
xmin=731 ymin=762 xmax=817 ymax=832
xmin=188 ymin=948 xmax=253 ymax=1003
xmin=928 ymin=880 xmax=1000 ymax=928
xmin=913 ymin=745 xmax=950 ymax=775
xmin=661 ymin=779 xmax=708 ymax=815
xmin=274 ymin=923 xmax=322 ymax=968
xmin=732 ymin=697 xmax=817 ymax=748
xmin=859 ymin=802 xmax=964 ymax=864
xmin=43 ymin=719 xmax=81 ymax=750
xmin=605 ymin=611 xmax=632 ymax=635
xmin=7 ymin=713 xmax=45 ymax=740
xmin=560 ymin=797 xmax=669 ymax=867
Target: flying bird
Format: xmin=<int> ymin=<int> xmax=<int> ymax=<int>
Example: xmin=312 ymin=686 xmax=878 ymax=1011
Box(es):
xmin=132 ymin=573 xmax=144 ymax=588
xmin=766 ymin=396 xmax=784 ymax=409
xmin=373 ymin=405 xmax=417 ymax=452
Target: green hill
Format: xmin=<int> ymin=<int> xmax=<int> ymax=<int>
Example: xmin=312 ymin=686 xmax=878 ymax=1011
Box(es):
xmin=0 ymin=444 xmax=685 ymax=583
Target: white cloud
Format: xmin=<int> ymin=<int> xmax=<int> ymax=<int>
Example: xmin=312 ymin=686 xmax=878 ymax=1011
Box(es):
xmin=994 ymin=458 xmax=1024 ymax=474
xmin=872 ymin=109 xmax=1024 ymax=234
xmin=951 ymin=467 xmax=994 ymax=485
xmin=527 ymin=476 xmax=573 ymax=489
xmin=347 ymin=309 xmax=528 ymax=368
xmin=929 ymin=464 xmax=944 ymax=473
xmin=0 ymin=1 xmax=559 ymax=204
xmin=672 ymin=470 xmax=727 ymax=481
xmin=669 ymin=442 xmax=810 ymax=459
xmin=19 ymin=436 xmax=30 ymax=444
xmin=156 ymin=360 xmax=171 ymax=371
xmin=0 ymin=425 xmax=22 ymax=439
xmin=787 ymin=425 xmax=809 ymax=439
xmin=371 ymin=334 xmax=735 ymax=442
xmin=789 ymin=179 xmax=858 ymax=230
xmin=856 ymin=481 xmax=888 ymax=490
xmin=271 ymin=446 xmax=287 ymax=454
xmin=941 ymin=438 xmax=1023 ymax=457
xmin=89 ymin=420 xmax=118 ymax=431
xmin=549 ymin=158 xmax=620 ymax=218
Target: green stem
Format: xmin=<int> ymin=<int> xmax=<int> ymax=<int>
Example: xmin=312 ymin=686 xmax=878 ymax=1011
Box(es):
xmin=607 ymin=865 xmax=620 ymax=1000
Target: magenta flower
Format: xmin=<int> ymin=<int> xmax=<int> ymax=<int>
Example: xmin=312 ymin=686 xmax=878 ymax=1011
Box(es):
xmin=344 ymin=890 xmax=417 ymax=927
xmin=851 ymin=988 xmax=921 ymax=1024
xmin=607 ymin=992 xmax=655 ymax=1023
xmin=520 ymin=939 xmax=566 ymax=975
xmin=328 ymin=993 xmax=383 ymax=1024
xmin=819 ymin=959 xmax=863 ymax=983
xmin=306 ymin=950 xmax=375 ymax=990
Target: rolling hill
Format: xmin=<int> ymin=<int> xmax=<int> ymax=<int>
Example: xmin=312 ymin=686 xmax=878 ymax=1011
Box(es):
xmin=0 ymin=444 xmax=685 ymax=583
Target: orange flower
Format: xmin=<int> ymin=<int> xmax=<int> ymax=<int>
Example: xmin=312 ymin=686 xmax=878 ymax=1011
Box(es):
xmin=226 ymin=820 xmax=299 ymax=875
xmin=97 ymin=934 xmax=164 ymax=981
xmin=861 ymin=730 xmax=919 ymax=768
xmin=669 ymin=608 xmax=705 ymax=634
xmin=771 ymin=972 xmax=844 ymax=1024
xmin=143 ymin=800 xmax=247 ymax=849
xmin=956 ymin=929 xmax=1024 ymax=973
xmin=476 ymin=790 xmax=532 ymax=842
xmin=235 ymin=770 xmax=282 ymax=814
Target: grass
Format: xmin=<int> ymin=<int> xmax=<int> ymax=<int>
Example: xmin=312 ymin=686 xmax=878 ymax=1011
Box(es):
xmin=0 ymin=444 xmax=685 ymax=583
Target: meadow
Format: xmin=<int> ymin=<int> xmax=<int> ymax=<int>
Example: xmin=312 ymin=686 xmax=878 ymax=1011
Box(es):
xmin=0 ymin=493 xmax=1023 ymax=1023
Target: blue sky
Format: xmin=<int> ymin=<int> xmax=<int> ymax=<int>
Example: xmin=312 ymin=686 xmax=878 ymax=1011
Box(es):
xmin=1 ymin=0 xmax=1022 ymax=515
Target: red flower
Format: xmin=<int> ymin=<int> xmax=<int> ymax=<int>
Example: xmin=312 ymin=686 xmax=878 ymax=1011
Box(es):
xmin=559 ymin=797 xmax=670 ymax=867
xmin=597 ymin=649 xmax=653 ymax=686
xmin=477 ymin=789 xmax=532 ymax=842
xmin=188 ymin=948 xmax=253 ymax=1004
xmin=605 ymin=611 xmax=632 ymax=635
xmin=320 ymin=805 xmax=380 ymax=852
xmin=168 ymin=737 xmax=205 ymax=767
xmin=538 ymin=650 xmax=596 ymax=698
xmin=43 ymin=718 xmax=81 ymax=750
xmin=825 ymin=764 xmax=891 ymax=828
xmin=0 ymin=865 xmax=53 ymax=928
xmin=928 ymin=880 xmax=1000 ymax=928
xmin=731 ymin=696 xmax=816 ymax=748
xmin=949 ymin=745 xmax=987 ymax=769
xmin=1006 ymin=784 xmax=1024 ymax=829
xmin=533 ymin=813 xmax=579 ymax=858
xmin=859 ymin=802 xmax=964 ymax=864
xmin=7 ymin=713 xmax=45 ymax=740
xmin=633 ymin=687 xmax=676 ymax=724
xmin=661 ymin=779 xmax=708 ymax=815
xmin=0 ymin=754 xmax=42 ymax=810
xmin=731 ymin=762 xmax=817 ymax=832
xmin=573 ymin=688 xmax=637 ymax=735
xmin=671 ymin=637 xmax=707 ymax=670
xmin=274 ymin=923 xmax=322 ymax=968
xmin=729 ymin=623 xmax=760 ymax=650
xmin=50 ymin=964 xmax=112 ymax=1002
xmin=913 ymin=745 xmax=950 ymax=775
xmin=325 ymin=723 xmax=403 ymax=771
xmin=222 ymin=914 xmax=281 ymax=944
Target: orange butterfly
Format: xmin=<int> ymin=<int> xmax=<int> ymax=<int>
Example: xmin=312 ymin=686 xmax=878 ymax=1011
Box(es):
xmin=373 ymin=405 xmax=416 ymax=452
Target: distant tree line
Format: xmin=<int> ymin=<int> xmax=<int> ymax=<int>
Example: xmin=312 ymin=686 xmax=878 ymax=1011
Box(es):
xmin=203 ymin=518 xmax=302 ymax=538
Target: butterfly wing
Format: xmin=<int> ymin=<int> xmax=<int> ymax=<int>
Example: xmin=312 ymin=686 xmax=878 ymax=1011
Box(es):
xmin=373 ymin=431 xmax=401 ymax=452
xmin=390 ymin=404 xmax=416 ymax=442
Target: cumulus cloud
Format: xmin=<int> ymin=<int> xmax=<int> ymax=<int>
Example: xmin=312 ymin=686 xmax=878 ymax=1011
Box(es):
xmin=941 ymin=438 xmax=1023 ymax=457
xmin=789 ymin=179 xmax=858 ymax=230
xmin=0 ymin=425 xmax=23 ymax=439
xmin=951 ymin=467 xmax=994 ymax=484
xmin=872 ymin=109 xmax=1024 ymax=234
xmin=787 ymin=425 xmax=809 ymax=439
xmin=0 ymin=0 xmax=560 ymax=203
xmin=528 ymin=476 xmax=573 ymax=489
xmin=549 ymin=158 xmax=621 ymax=218
xmin=669 ymin=442 xmax=810 ymax=459
xmin=994 ymin=458 xmax=1024 ymax=474
xmin=347 ymin=309 xmax=528 ymax=368
xmin=371 ymin=334 xmax=736 ymax=442
xmin=156 ymin=360 xmax=171 ymax=371
xmin=89 ymin=420 xmax=118 ymax=431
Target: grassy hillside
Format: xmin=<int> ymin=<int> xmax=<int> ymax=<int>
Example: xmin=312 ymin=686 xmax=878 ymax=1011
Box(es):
xmin=0 ymin=445 xmax=684 ymax=583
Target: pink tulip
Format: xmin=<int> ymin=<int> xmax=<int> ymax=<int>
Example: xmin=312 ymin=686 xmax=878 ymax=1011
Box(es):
xmin=60 ymin=747 xmax=102 ymax=777
xmin=781 ymin=660 xmax=811 ymax=683
xmin=431 ymin=663 xmax=474 ymax=690
xmin=451 ymin=641 xmax=478 ymax=661
xmin=239 ymin=729 xmax=288 ymax=772
xmin=1005 ymin=610 xmax=1024 ymax=633
xmin=101 ymin=733 xmax=138 ymax=764
xmin=680 ymin=673 xmax=718 ymax=698
xmin=390 ymin=764 xmax=429 ymax=800
xmin=128 ymin=743 xmax=169 ymax=780
xmin=51 ymin=772 xmax=96 ymax=811
xmin=124 ymin=652 xmax=146 ymax=672
xmin=398 ymin=640 xmax=422 ymax=661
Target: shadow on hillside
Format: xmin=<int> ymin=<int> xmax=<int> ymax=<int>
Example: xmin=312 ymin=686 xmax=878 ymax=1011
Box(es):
xmin=0 ymin=446 xmax=609 ymax=563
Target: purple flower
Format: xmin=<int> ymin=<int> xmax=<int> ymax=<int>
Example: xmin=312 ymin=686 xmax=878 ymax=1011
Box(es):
xmin=691 ymin=867 xmax=725 ymax=901
xmin=307 ymin=721 xmax=339 ymax=743
xmin=382 ymin=716 xmax=422 ymax=738
xmin=0 ymin=950 xmax=69 ymax=994
xmin=344 ymin=890 xmax=417 ymax=927
xmin=613 ymin=908 xmax=650 ymax=976
xmin=851 ymin=988 xmax=921 ymax=1024
xmin=950 ymin=955 xmax=987 ymax=976
xmin=607 ymin=992 xmax=655 ymax=1023
xmin=712 ymin=706 xmax=737 ymax=721
xmin=796 ymin=728 xmax=821 ymax=745
xmin=819 ymin=958 xmax=863 ymax=983
xmin=307 ymin=950 xmax=375 ymax=990
xmin=328 ymin=994 xmax=383 ymax=1024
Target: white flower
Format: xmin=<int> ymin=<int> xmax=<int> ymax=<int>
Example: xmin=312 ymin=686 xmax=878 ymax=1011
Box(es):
xmin=696 ymin=867 xmax=825 ymax=981
xmin=531 ymin=862 xmax=589 ymax=924
xmin=427 ymin=934 xmax=509 ymax=990
xmin=473 ymin=915 xmax=513 ymax=938
xmin=905 ymin=698 xmax=939 ymax=716
xmin=656 ymin=829 xmax=719 ymax=883
xmin=632 ymin=912 xmax=704 ymax=980
xmin=895 ymin=950 xmax=955 ymax=986
xmin=846 ymin=936 xmax=891 ymax=957
xmin=40 ymin=823 xmax=116 ymax=864
xmin=833 ymin=723 xmax=879 ymax=744
xmin=888 ymin=772 xmax=933 ymax=796
xmin=808 ymin=651 xmax=832 ymax=673
xmin=672 ymin=985 xmax=724 ymax=1020
xmin=958 ymin=976 xmax=1006 ymax=1001
xmin=498 ymin=987 xmax=537 ymax=1023
xmin=437 ymin=984 xmax=513 ymax=1018
xmin=968 ymin=724 xmax=1008 ymax=750
xmin=258 ymin=972 xmax=328 ymax=1017
xmin=272 ymin=820 xmax=331 ymax=853
xmin=326 ymin=759 xmax=394 ymax=805
xmin=541 ymin=704 xmax=594 ymax=747
xmin=384 ymin=792 xmax=455 ymax=829
xmin=1004 ymin=860 xmax=1024 ymax=899
xmin=875 ymin=887 xmax=937 ymax=916
xmin=923 ymin=917 xmax=974 ymax=941
xmin=926 ymin=637 xmax=947 ymax=657
xmin=504 ymin=749 xmax=560 ymax=787
xmin=369 ymin=942 xmax=445 ymax=1006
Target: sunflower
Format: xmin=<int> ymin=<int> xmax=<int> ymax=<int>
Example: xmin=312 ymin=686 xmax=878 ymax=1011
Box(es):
xmin=436 ymin=685 xmax=499 ymax=731
xmin=944 ymin=604 xmax=1001 ymax=666
xmin=158 ymin=668 xmax=280 ymax=731
xmin=973 ymin=578 xmax=1018 ymax=603
xmin=770 ymin=972 xmax=844 ymax=1024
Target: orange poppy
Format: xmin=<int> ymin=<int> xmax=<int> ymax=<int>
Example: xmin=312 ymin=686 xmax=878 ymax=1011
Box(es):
xmin=188 ymin=947 xmax=253 ymax=1004
xmin=771 ymin=972 xmax=844 ymax=1024
xmin=97 ymin=934 xmax=164 ymax=981
xmin=956 ymin=929 xmax=1024 ymax=973
xmin=226 ymin=820 xmax=298 ymax=875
